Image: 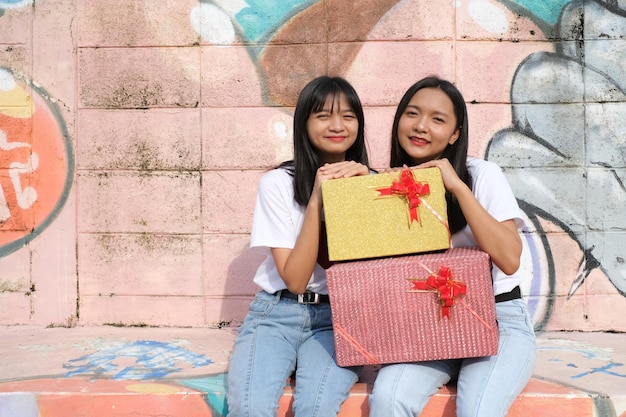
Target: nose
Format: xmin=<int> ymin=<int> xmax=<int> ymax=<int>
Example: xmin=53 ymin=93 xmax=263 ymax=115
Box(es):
xmin=329 ymin=114 xmax=345 ymax=131
xmin=414 ymin=116 xmax=427 ymax=132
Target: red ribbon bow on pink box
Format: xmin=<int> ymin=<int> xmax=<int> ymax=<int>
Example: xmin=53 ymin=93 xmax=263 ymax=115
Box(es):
xmin=409 ymin=266 xmax=467 ymax=319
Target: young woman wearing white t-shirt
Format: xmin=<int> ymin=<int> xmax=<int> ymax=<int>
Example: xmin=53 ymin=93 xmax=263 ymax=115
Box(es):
xmin=226 ymin=76 xmax=371 ymax=417
xmin=369 ymin=76 xmax=536 ymax=417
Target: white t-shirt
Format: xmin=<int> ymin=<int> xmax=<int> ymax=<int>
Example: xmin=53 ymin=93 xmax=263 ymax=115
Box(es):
xmin=450 ymin=157 xmax=526 ymax=295
xmin=250 ymin=168 xmax=328 ymax=294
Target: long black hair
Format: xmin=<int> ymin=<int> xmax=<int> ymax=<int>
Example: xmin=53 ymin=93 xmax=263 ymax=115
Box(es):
xmin=390 ymin=76 xmax=472 ymax=234
xmin=278 ymin=76 xmax=369 ymax=206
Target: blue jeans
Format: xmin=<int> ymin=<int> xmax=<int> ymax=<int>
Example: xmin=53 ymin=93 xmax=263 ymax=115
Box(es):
xmin=369 ymin=299 xmax=536 ymax=417
xmin=226 ymin=290 xmax=360 ymax=417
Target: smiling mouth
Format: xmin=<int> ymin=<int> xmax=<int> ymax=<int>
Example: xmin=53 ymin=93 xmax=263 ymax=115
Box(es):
xmin=409 ymin=137 xmax=429 ymax=146
xmin=327 ymin=136 xmax=346 ymax=142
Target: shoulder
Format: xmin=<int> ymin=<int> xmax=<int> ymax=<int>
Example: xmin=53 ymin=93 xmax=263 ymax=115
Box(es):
xmin=466 ymin=157 xmax=504 ymax=177
xmin=255 ymin=168 xmax=296 ymax=206
xmin=259 ymin=167 xmax=294 ymax=188
xmin=467 ymin=156 xmax=502 ymax=174
xmin=466 ymin=157 xmax=514 ymax=196
xmin=466 ymin=158 xmax=520 ymax=218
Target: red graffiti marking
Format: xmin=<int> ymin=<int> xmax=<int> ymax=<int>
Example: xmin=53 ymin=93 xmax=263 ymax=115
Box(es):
xmin=0 ymin=68 xmax=73 ymax=256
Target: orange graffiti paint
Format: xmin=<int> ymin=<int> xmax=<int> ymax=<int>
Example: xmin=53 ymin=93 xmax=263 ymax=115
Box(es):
xmin=0 ymin=68 xmax=73 ymax=256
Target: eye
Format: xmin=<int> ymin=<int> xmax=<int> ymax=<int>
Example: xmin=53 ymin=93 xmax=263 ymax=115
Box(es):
xmin=434 ymin=117 xmax=445 ymax=123
xmin=405 ymin=110 xmax=418 ymax=117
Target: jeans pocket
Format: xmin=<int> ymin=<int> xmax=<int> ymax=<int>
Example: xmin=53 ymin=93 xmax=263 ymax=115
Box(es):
xmin=247 ymin=291 xmax=276 ymax=317
xmin=496 ymin=300 xmax=536 ymax=339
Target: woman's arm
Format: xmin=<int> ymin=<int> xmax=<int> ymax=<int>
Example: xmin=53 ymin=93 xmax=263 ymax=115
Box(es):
xmin=449 ymin=184 xmax=521 ymax=274
xmin=418 ymin=159 xmax=522 ymax=275
xmin=272 ymin=161 xmax=370 ymax=294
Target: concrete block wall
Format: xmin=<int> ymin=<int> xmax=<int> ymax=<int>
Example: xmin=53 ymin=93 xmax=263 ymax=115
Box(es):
xmin=0 ymin=0 xmax=625 ymax=332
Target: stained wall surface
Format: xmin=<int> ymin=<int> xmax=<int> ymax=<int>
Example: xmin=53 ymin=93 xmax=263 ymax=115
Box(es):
xmin=0 ymin=0 xmax=624 ymax=332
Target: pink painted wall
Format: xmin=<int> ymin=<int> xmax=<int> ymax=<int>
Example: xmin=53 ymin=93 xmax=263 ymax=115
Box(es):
xmin=1 ymin=0 xmax=625 ymax=332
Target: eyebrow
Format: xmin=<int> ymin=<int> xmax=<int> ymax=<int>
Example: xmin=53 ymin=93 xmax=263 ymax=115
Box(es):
xmin=406 ymin=104 xmax=450 ymax=117
xmin=316 ymin=106 xmax=355 ymax=114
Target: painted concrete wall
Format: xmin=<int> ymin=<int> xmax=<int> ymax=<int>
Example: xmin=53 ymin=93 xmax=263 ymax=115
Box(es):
xmin=0 ymin=0 xmax=624 ymax=332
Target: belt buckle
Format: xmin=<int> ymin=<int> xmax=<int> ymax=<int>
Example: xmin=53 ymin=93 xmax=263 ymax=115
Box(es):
xmin=298 ymin=291 xmax=320 ymax=305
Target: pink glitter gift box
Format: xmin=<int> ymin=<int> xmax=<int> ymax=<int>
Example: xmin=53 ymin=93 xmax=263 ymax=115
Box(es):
xmin=326 ymin=248 xmax=499 ymax=367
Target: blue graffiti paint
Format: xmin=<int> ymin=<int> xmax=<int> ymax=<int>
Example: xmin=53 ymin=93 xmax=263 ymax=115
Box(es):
xmin=63 ymin=340 xmax=212 ymax=380
xmin=544 ymin=349 xmax=626 ymax=379
xmin=182 ymin=373 xmax=229 ymax=417
xmin=180 ymin=372 xmax=291 ymax=417
xmin=235 ymin=0 xmax=317 ymax=42
xmin=509 ymin=0 xmax=572 ymax=25
xmin=570 ymin=362 xmax=626 ymax=379
xmin=538 ymin=346 xmax=598 ymax=360
xmin=0 ymin=0 xmax=32 ymax=9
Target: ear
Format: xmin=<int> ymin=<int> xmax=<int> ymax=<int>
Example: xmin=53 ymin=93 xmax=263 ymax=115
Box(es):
xmin=448 ymin=128 xmax=460 ymax=145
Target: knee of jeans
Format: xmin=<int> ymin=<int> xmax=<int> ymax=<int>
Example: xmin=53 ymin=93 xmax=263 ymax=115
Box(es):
xmin=369 ymin=370 xmax=401 ymax=410
xmin=369 ymin=380 xmax=422 ymax=417
xmin=369 ymin=388 xmax=394 ymax=413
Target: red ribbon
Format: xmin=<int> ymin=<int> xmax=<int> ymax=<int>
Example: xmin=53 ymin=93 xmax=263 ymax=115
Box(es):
xmin=376 ymin=169 xmax=430 ymax=224
xmin=409 ymin=266 xmax=467 ymax=319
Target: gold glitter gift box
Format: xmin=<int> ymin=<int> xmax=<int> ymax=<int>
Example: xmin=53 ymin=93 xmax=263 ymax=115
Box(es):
xmin=321 ymin=168 xmax=450 ymax=261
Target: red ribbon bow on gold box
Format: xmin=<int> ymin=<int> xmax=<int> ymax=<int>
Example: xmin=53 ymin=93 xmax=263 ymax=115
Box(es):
xmin=376 ymin=169 xmax=431 ymax=225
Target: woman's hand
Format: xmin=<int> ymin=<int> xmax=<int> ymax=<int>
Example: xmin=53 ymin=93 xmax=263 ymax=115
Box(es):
xmin=310 ymin=161 xmax=370 ymax=206
xmin=319 ymin=161 xmax=370 ymax=178
xmin=414 ymin=158 xmax=465 ymax=195
xmin=384 ymin=160 xmax=464 ymax=195
xmin=411 ymin=159 xmax=522 ymax=275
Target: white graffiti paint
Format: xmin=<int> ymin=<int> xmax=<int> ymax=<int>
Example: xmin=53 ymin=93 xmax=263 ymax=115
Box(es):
xmin=486 ymin=0 xmax=626 ymax=297
xmin=190 ymin=3 xmax=236 ymax=45
xmin=468 ymin=0 xmax=509 ymax=34
xmin=0 ymin=68 xmax=16 ymax=91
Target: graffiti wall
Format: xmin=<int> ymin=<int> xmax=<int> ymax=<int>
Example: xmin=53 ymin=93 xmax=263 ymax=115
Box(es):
xmin=0 ymin=0 xmax=624 ymax=332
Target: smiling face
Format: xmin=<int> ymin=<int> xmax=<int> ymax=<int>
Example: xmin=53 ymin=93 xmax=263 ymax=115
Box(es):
xmin=397 ymin=87 xmax=460 ymax=165
xmin=306 ymin=92 xmax=359 ymax=164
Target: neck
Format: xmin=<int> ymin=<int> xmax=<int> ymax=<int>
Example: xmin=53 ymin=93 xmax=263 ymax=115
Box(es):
xmin=319 ymin=152 xmax=346 ymax=165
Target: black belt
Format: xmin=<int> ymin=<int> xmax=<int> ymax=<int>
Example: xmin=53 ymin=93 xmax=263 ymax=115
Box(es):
xmin=495 ymin=286 xmax=521 ymax=303
xmin=280 ymin=290 xmax=330 ymax=305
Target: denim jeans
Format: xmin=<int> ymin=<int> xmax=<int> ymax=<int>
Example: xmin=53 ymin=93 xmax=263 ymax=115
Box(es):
xmin=369 ymin=299 xmax=536 ymax=417
xmin=226 ymin=290 xmax=360 ymax=417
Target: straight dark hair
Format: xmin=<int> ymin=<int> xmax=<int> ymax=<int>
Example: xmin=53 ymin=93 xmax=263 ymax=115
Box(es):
xmin=390 ymin=76 xmax=472 ymax=234
xmin=278 ymin=76 xmax=369 ymax=206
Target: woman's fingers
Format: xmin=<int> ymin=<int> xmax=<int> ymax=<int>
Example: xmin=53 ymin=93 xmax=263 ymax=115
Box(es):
xmin=319 ymin=161 xmax=369 ymax=178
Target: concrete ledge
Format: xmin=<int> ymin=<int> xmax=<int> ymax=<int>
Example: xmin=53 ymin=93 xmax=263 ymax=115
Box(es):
xmin=0 ymin=327 xmax=624 ymax=416
xmin=277 ymin=376 xmax=600 ymax=417
xmin=0 ymin=379 xmax=210 ymax=416
xmin=0 ymin=375 xmax=602 ymax=417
